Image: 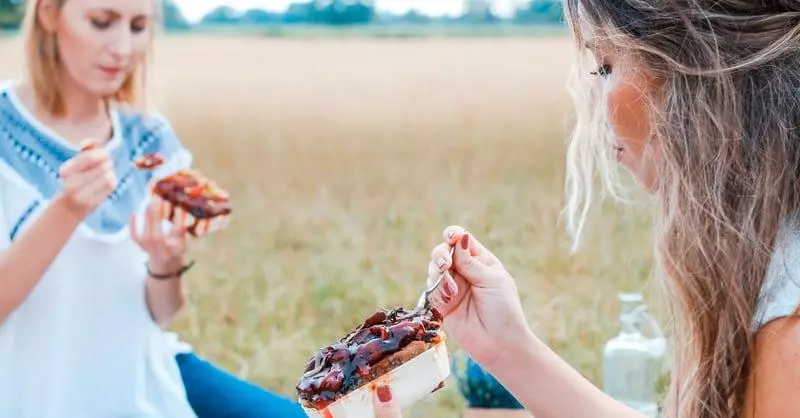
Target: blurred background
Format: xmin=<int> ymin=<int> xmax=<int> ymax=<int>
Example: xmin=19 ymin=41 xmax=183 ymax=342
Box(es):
xmin=0 ymin=1 xmax=663 ymax=416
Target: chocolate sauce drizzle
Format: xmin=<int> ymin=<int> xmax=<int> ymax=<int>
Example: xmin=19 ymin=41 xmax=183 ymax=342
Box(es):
xmin=152 ymin=170 xmax=232 ymax=220
xmin=297 ymin=306 xmax=444 ymax=410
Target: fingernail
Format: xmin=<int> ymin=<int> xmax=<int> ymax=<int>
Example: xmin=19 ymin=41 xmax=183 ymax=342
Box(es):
xmin=460 ymin=233 xmax=469 ymax=250
xmin=445 ymin=279 xmax=458 ymax=296
xmin=442 ymin=282 xmax=453 ymax=298
xmin=79 ymin=139 xmax=94 ymax=151
xmin=377 ymin=385 xmax=392 ymax=403
xmin=436 ymin=258 xmax=447 ymax=270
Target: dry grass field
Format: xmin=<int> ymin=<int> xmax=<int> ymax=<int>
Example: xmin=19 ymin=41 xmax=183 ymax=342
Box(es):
xmin=0 ymin=35 xmax=662 ymax=416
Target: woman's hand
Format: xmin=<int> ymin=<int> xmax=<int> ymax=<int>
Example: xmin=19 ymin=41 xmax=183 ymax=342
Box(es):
xmin=131 ymin=201 xmax=190 ymax=327
xmin=56 ymin=139 xmax=117 ymax=218
xmin=373 ymin=385 xmax=402 ymax=418
xmin=427 ymin=225 xmax=531 ymax=369
xmin=373 ymin=228 xmax=534 ymax=418
xmin=130 ymin=200 xmax=189 ymax=275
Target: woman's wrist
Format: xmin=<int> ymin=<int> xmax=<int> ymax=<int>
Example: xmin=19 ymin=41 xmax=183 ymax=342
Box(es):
xmin=146 ymin=257 xmax=193 ymax=280
xmin=482 ymin=326 xmax=541 ymax=374
xmin=51 ymin=193 xmax=89 ymax=226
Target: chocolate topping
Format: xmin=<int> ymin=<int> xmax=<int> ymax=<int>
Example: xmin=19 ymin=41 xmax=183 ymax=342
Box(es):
xmin=297 ymin=306 xmax=444 ymax=410
xmin=152 ymin=169 xmax=232 ymax=220
xmin=134 ymin=153 xmax=166 ymax=170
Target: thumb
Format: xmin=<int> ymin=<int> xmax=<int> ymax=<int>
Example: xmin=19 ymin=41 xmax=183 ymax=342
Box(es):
xmin=373 ymin=384 xmax=402 ymax=418
xmin=79 ymin=138 xmax=99 ymax=151
xmin=453 ymin=233 xmax=493 ymax=287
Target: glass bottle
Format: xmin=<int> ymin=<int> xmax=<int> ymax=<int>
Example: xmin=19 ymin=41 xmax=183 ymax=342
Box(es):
xmin=602 ymin=293 xmax=666 ymax=418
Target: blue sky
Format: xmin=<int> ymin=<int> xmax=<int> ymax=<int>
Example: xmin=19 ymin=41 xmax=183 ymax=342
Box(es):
xmin=174 ymin=0 xmax=519 ymax=22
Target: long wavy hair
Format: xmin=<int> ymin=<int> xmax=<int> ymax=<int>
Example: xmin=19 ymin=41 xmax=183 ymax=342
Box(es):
xmin=561 ymin=1 xmax=800 ymax=417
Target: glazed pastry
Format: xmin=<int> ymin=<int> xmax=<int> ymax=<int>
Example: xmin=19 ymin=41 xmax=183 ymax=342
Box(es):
xmin=134 ymin=153 xmax=166 ymax=170
xmin=297 ymin=306 xmax=446 ymax=412
xmin=150 ymin=169 xmax=232 ymax=237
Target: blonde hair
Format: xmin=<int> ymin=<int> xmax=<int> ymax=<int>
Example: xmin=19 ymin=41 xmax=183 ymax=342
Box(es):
xmin=19 ymin=0 xmax=161 ymax=117
xmin=562 ymin=1 xmax=800 ymax=417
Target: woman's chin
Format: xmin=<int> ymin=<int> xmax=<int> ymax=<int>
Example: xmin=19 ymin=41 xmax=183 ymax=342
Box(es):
xmin=619 ymin=159 xmax=658 ymax=194
xmin=631 ymin=170 xmax=659 ymax=194
xmin=86 ymin=80 xmax=127 ymax=100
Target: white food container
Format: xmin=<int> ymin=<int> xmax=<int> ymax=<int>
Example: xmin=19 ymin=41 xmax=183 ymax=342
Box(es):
xmin=301 ymin=340 xmax=451 ymax=418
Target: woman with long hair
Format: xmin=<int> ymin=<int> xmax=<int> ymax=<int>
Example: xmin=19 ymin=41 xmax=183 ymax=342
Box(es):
xmin=375 ymin=1 xmax=800 ymax=417
xmin=0 ymin=0 xmax=305 ymax=416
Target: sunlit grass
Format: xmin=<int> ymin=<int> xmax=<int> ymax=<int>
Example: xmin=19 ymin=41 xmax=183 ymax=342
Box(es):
xmin=0 ymin=35 xmax=660 ymax=417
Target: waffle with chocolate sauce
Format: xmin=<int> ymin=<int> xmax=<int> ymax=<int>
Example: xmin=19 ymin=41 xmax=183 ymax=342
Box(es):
xmin=150 ymin=169 xmax=232 ymax=237
xmin=297 ymin=306 xmax=446 ymax=411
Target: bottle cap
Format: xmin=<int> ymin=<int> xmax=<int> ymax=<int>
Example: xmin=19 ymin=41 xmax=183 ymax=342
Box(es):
xmin=619 ymin=292 xmax=644 ymax=303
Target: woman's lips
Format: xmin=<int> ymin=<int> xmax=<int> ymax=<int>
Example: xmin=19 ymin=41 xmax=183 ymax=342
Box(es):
xmin=99 ymin=66 xmax=123 ymax=77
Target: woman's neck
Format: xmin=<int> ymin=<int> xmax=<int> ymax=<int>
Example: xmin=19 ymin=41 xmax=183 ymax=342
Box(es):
xmin=55 ymin=77 xmax=107 ymax=124
xmin=16 ymin=77 xmax=113 ymax=147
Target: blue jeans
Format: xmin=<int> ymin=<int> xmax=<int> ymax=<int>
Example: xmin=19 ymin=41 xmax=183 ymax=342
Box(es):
xmin=176 ymin=353 xmax=307 ymax=418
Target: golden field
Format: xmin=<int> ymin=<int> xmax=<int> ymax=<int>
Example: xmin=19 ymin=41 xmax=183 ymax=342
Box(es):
xmin=0 ymin=35 xmax=661 ymax=416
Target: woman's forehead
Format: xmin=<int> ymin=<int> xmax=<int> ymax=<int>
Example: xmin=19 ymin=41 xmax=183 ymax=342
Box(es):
xmin=66 ymin=0 xmax=154 ymax=15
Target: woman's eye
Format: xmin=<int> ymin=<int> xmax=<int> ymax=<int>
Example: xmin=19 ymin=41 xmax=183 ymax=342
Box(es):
xmin=131 ymin=17 xmax=149 ymax=33
xmin=590 ymin=64 xmax=612 ymax=77
xmin=90 ymin=18 xmax=112 ymax=30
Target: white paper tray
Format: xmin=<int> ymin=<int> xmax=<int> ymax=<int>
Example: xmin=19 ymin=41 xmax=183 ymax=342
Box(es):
xmin=302 ymin=340 xmax=451 ymax=418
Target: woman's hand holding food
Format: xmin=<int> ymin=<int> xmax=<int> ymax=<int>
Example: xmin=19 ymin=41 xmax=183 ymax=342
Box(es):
xmin=130 ymin=201 xmax=189 ymax=276
xmin=373 ymin=226 xmax=534 ymax=418
xmin=427 ymin=225 xmax=533 ymax=369
xmin=55 ymin=139 xmax=118 ymax=219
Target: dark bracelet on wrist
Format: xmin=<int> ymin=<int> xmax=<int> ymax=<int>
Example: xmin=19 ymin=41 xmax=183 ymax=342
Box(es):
xmin=147 ymin=260 xmax=196 ymax=280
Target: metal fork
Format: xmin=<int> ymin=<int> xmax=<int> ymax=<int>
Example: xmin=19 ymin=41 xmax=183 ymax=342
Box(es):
xmin=399 ymin=245 xmax=456 ymax=319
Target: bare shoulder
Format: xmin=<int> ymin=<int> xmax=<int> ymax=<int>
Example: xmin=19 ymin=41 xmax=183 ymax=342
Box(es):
xmin=743 ymin=313 xmax=800 ymax=418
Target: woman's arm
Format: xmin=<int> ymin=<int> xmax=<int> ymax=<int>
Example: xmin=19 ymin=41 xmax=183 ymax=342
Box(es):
xmin=0 ymin=195 xmax=85 ymax=322
xmin=485 ymin=329 xmax=647 ymax=418
xmin=131 ymin=202 xmax=191 ymax=328
xmin=0 ymin=145 xmax=116 ymax=323
xmin=144 ymin=263 xmax=188 ymax=328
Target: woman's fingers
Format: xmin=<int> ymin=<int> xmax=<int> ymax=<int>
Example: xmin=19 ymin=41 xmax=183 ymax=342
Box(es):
xmin=62 ymin=160 xmax=111 ymax=192
xmin=428 ymin=250 xmax=463 ymax=312
xmin=439 ymin=227 xmax=497 ymax=285
xmin=373 ymin=385 xmax=402 ymax=418
xmin=429 ymin=243 xmax=454 ymax=276
xmin=71 ymin=173 xmax=116 ymax=208
xmin=451 ymin=233 xmax=495 ymax=287
xmin=78 ymin=138 xmax=100 ymax=151
xmin=129 ymin=214 xmax=142 ymax=245
xmin=443 ymin=225 xmax=502 ymax=267
xmin=145 ymin=201 xmax=161 ymax=240
xmin=167 ymin=220 xmax=188 ymax=252
xmin=60 ymin=148 xmax=109 ymax=177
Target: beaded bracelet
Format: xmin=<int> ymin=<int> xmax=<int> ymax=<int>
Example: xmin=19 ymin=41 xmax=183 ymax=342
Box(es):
xmin=146 ymin=260 xmax=196 ymax=280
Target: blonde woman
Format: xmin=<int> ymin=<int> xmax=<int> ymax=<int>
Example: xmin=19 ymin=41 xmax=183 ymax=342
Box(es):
xmin=0 ymin=0 xmax=305 ymax=417
xmin=375 ymin=1 xmax=800 ymax=417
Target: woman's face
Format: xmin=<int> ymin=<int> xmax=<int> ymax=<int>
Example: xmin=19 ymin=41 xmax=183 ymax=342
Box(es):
xmin=586 ymin=35 xmax=662 ymax=193
xmin=42 ymin=0 xmax=154 ymax=98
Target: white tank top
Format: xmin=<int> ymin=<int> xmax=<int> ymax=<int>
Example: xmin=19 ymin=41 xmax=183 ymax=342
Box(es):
xmin=753 ymin=217 xmax=800 ymax=331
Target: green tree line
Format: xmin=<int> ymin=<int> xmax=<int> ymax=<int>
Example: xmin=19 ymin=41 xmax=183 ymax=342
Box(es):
xmin=0 ymin=0 xmax=564 ymax=31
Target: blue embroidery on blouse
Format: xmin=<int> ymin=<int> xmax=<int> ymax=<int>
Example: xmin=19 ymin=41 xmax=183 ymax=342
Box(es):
xmin=9 ymin=199 xmax=40 ymax=241
xmin=0 ymin=88 xmax=186 ymax=236
xmin=452 ymin=352 xmax=525 ymax=409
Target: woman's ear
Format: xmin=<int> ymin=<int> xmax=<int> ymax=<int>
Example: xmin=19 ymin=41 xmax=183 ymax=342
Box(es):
xmin=36 ymin=0 xmax=59 ymax=33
